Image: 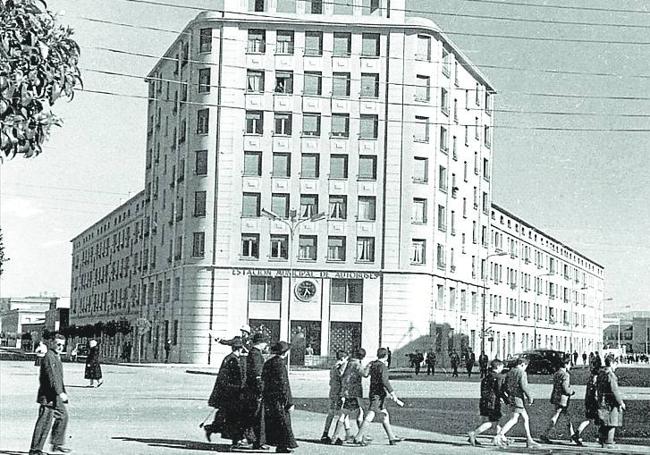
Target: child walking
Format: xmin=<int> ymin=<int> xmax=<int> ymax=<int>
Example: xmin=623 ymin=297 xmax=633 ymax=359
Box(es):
xmin=572 ymin=366 xmax=600 ymax=446
xmin=540 ymin=357 xmax=577 ymax=444
xmin=468 ymin=359 xmax=508 ymax=446
xmin=320 ymin=350 xmax=348 ymax=444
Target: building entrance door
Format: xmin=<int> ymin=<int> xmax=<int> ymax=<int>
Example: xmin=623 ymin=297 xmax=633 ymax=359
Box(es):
xmin=330 ymin=322 xmax=362 ymax=357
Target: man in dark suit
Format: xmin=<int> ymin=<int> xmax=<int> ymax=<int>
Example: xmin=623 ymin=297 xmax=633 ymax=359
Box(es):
xmin=29 ymin=334 xmax=71 ymax=454
xmin=243 ymin=332 xmax=268 ymax=449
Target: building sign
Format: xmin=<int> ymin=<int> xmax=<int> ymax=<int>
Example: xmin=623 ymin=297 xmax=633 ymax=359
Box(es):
xmin=231 ymin=268 xmax=380 ymax=280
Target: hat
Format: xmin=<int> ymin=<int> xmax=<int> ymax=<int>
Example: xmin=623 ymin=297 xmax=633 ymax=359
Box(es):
xmin=230 ymin=336 xmax=244 ymax=349
xmin=251 ymin=332 xmax=269 ymax=344
xmin=240 ymin=324 xmax=251 ymax=334
xmin=270 ymin=341 xmax=291 ymax=355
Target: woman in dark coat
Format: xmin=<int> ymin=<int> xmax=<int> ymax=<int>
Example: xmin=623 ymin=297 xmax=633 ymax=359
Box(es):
xmin=85 ymin=340 xmax=103 ymax=387
xmin=262 ymin=341 xmax=298 ymax=454
xmin=596 ymin=354 xmax=625 ymax=448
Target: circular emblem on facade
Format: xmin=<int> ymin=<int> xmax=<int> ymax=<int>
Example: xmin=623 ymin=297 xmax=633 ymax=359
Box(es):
xmin=294 ymin=280 xmax=317 ymax=301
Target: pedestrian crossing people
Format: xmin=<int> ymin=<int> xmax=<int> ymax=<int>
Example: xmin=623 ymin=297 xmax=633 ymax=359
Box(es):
xmin=320 ymin=350 xmax=348 ymax=444
xmin=540 ymin=357 xmax=577 ymax=444
xmin=468 ymin=359 xmax=507 ymax=446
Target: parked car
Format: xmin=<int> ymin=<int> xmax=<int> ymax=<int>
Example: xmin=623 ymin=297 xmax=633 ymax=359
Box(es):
xmin=68 ymin=343 xmax=89 ymax=362
xmin=505 ymin=349 xmax=566 ymax=374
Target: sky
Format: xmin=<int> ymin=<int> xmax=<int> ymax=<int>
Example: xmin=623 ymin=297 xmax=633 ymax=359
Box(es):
xmin=0 ymin=0 xmax=648 ymax=313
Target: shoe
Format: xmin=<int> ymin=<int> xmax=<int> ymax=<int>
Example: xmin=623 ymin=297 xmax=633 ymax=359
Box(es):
xmin=29 ymin=451 xmax=44 ymax=455
xmin=526 ymin=439 xmax=541 ymax=448
xmin=352 ymin=439 xmax=368 ymax=446
xmin=539 ymin=434 xmax=552 ymax=444
xmin=204 ymin=427 xmax=212 ymax=442
xmin=252 ymin=444 xmax=270 ymax=450
xmin=96 ymin=381 xmax=103 ymax=388
xmin=275 ymin=449 xmax=293 ymax=454
xmin=333 ymin=438 xmax=344 ymax=446
xmin=388 ymin=437 xmax=404 ymax=445
xmin=320 ymin=436 xmax=332 ymax=444
xmin=571 ymin=433 xmax=584 ymax=446
xmin=51 ymin=446 xmax=72 ymax=454
xmin=232 ymin=441 xmax=253 ymax=450
xmin=468 ymin=431 xmax=476 ymax=446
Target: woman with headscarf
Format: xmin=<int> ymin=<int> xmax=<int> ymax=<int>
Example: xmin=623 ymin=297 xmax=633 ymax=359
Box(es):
xmin=85 ymin=339 xmax=103 ymax=387
xmin=262 ymin=341 xmax=298 ymax=453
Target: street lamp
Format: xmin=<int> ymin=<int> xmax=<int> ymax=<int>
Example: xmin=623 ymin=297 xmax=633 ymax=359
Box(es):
xmin=261 ymin=207 xmax=326 ymax=367
xmin=481 ymin=251 xmax=507 ymax=356
xmin=533 ymin=272 xmax=554 ymax=349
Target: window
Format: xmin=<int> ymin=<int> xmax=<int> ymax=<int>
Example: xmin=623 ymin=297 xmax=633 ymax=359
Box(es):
xmin=475 ymin=117 xmax=480 ymax=140
xmin=416 ymin=35 xmax=431 ymax=61
xmin=442 ymin=47 xmax=451 ymax=76
xmin=438 ymin=165 xmax=448 ymax=192
xmin=303 ymin=72 xmax=322 ymax=96
xmin=247 ymin=29 xmax=266 ymax=53
xmin=329 ymin=195 xmax=347 ymax=219
xmin=271 ymin=193 xmax=290 ymax=218
xmin=463 ymin=161 xmax=468 ymax=181
xmin=437 ymin=204 xmax=446 ymax=231
xmin=333 ymin=33 xmax=352 ymax=57
xmin=415 ymin=75 xmax=430 ymax=101
xmin=243 ymin=151 xmax=262 ymax=176
xmin=197 ymin=109 xmax=209 ymax=134
xmin=414 ymin=116 xmax=429 ymax=142
xmin=328 ymin=236 xmax=346 ymax=261
xmin=452 ymin=136 xmax=458 ymax=160
xmin=453 ymin=99 xmax=458 ymax=123
xmin=270 ymin=235 xmax=288 ymax=260
xmin=450 ymin=210 xmax=456 ymax=235
xmin=275 ymin=71 xmax=293 ymax=94
xmin=274 ymin=113 xmax=292 ymax=135
xmin=356 ymin=237 xmax=375 ymax=262
xmin=195 ymin=150 xmax=208 ymax=175
xmin=462 ymin=197 xmax=467 ymax=217
xmin=247 ymin=70 xmax=265 ymax=93
xmin=332 ymin=72 xmax=351 ymax=97
xmin=358 ymin=196 xmax=376 ymax=221
xmin=306 ymin=0 xmax=322 ymax=13
xmin=241 ymin=234 xmax=260 ymax=258
xmin=482 ymin=191 xmax=489 ymax=213
xmin=298 ymin=235 xmax=317 ymax=260
xmin=474 ymin=151 xmax=479 ymax=174
xmin=303 ymin=113 xmax=321 ymax=136
xmin=413 ymin=157 xmax=428 ymax=183
xmin=331 ymin=114 xmax=350 ymax=138
xmin=242 ymin=193 xmax=260 ymax=217
xmin=360 ymin=73 xmax=379 ymax=98
xmin=331 ymin=279 xmax=363 ymax=303
xmin=436 ymin=243 xmax=445 ymax=269
xmin=300 ymin=194 xmax=319 ymax=217
xmin=464 ymin=125 xmax=469 ymax=145
xmin=249 ymin=0 xmax=265 ymax=12
xmin=192 ymin=232 xmax=205 ymax=257
xmin=475 ymin=82 xmax=481 ymax=106
xmin=358 ymin=155 xmax=377 ymax=180
xmin=198 ymin=68 xmax=211 ymax=93
xmin=359 ymin=114 xmax=379 ymax=139
xmin=362 ymin=0 xmax=382 ymax=15
xmin=276 ymin=30 xmax=294 ymax=54
xmin=441 ymin=88 xmax=449 ymax=114
xmin=411 ymin=240 xmax=425 ymax=264
xmin=483 ymin=158 xmax=490 ymax=180
xmin=440 ymin=127 xmax=448 ymax=153
xmin=412 ymin=198 xmax=427 ymax=224
xmin=330 ymin=154 xmax=348 ymax=178
xmin=361 ymin=33 xmax=380 ymax=57
xmin=301 ymin=153 xmax=319 ymax=178
xmin=249 ymin=276 xmax=282 ymax=301
xmin=272 ymin=153 xmax=291 ymax=177
xmin=305 ymin=31 xmax=323 ymax=56
xmin=194 ymin=191 xmax=206 ymax=216
xmin=246 ymin=110 xmax=263 ymax=134
xmin=199 ymin=28 xmax=212 ymax=53
xmin=484 ymin=126 xmax=491 ymax=148
xmin=333 ymin=0 xmax=353 ymax=14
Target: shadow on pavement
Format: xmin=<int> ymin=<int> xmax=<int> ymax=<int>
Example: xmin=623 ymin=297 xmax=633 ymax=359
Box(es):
xmin=112 ymin=437 xmax=230 ymax=452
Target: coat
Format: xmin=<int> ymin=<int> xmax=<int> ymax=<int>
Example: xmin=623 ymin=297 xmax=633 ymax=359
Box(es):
xmin=479 ymin=370 xmax=506 ymax=416
xmin=550 ymin=368 xmax=572 ymax=407
xmin=368 ymin=360 xmax=393 ymax=398
xmin=84 ymin=346 xmax=102 ymax=380
xmin=262 ymin=355 xmax=297 ymax=450
xmin=504 ymin=366 xmax=532 ymax=408
xmin=584 ymin=373 xmax=599 ymax=420
xmin=207 ymin=352 xmax=245 ymax=440
xmin=596 ymin=367 xmax=624 ymax=427
xmin=341 ymin=358 xmax=368 ymax=399
xmin=37 ymin=350 xmax=66 ymax=406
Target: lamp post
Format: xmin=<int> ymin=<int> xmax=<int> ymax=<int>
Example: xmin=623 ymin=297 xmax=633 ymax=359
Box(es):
xmin=481 ymin=251 xmax=507 ymax=356
xmin=261 ymin=208 xmax=326 ymax=367
xmin=533 ymin=272 xmax=553 ymax=349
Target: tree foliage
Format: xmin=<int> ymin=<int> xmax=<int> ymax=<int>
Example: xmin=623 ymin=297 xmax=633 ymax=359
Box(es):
xmin=0 ymin=0 xmax=82 ymax=159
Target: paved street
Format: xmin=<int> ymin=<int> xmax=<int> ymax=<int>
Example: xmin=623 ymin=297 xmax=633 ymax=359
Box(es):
xmin=1 ymin=361 xmax=649 ymax=455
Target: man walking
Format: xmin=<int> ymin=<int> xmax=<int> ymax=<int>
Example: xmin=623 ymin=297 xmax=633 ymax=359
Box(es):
xmin=164 ymin=339 xmax=172 ymax=363
xmin=450 ymin=350 xmax=460 ymax=378
xmin=244 ymin=333 xmax=269 ymax=450
xmin=413 ymin=350 xmax=424 ymax=375
xmin=29 ymin=334 xmax=71 ymax=455
xmin=426 ymin=350 xmax=436 ymax=375
xmin=479 ymin=351 xmax=489 ymax=378
xmin=466 ymin=350 xmax=476 ymax=378
xmin=331 ymin=348 xmax=368 ymax=444
xmin=321 ymin=350 xmax=348 ymax=444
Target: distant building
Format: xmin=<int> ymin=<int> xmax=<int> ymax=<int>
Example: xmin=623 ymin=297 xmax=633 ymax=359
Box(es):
xmin=0 ymin=296 xmax=59 ymax=348
xmin=603 ymin=311 xmax=650 ymax=354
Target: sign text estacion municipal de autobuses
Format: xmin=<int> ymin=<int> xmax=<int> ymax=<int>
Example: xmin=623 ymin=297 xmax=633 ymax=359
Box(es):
xmin=231 ymin=268 xmax=380 ymax=280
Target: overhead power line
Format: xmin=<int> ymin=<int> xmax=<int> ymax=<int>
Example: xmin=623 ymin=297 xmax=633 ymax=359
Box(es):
xmin=463 ymin=0 xmax=650 ymax=15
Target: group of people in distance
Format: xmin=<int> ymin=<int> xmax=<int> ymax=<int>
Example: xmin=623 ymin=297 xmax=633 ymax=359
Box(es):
xmin=468 ymin=353 xmax=626 ymax=449
xmin=408 ymin=349 xmax=488 ymax=378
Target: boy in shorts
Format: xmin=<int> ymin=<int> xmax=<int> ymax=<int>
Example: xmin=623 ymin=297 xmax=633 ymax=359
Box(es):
xmin=320 ymin=350 xmax=348 ymax=444
xmin=331 ymin=348 xmax=369 ymax=444
xmin=495 ymin=357 xmax=540 ymax=448
xmin=468 ymin=359 xmax=507 ymax=446
xmin=540 ymin=357 xmax=576 ymax=444
xmin=353 ymin=348 xmax=403 ymax=446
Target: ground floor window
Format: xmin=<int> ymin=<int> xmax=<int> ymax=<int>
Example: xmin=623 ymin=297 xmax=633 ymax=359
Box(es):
xmin=290 ymin=320 xmax=321 ymax=366
xmin=250 ymin=319 xmax=280 ymax=344
xmin=330 ymin=321 xmax=361 ymax=357
xmin=330 ymin=278 xmax=363 ymax=304
xmin=249 ymin=276 xmax=282 ymax=301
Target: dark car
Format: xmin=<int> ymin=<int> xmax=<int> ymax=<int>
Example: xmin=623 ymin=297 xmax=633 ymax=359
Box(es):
xmin=505 ymin=349 xmax=566 ymax=374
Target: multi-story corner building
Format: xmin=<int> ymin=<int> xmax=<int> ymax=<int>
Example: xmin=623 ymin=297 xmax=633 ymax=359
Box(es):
xmin=485 ymin=204 xmax=604 ymax=360
xmin=133 ymin=0 xmax=495 ymax=364
xmin=69 ymin=192 xmax=145 ymax=357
